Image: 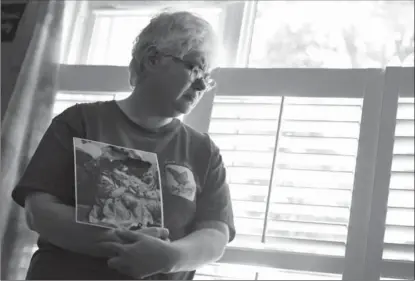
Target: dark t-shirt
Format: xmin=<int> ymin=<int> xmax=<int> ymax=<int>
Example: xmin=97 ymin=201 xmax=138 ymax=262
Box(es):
xmin=11 ymin=101 xmax=235 ymax=280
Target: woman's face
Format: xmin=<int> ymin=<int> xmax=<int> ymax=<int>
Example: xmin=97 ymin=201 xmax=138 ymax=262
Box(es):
xmin=143 ymin=49 xmax=215 ymax=117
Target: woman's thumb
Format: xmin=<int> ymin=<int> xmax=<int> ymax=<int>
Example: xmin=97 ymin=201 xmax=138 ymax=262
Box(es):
xmin=140 ymin=227 xmax=169 ymax=240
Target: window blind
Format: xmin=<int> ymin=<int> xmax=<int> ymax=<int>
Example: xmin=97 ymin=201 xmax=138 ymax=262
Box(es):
xmin=209 ymin=96 xmax=282 ymax=246
xmin=266 ymin=97 xmax=362 ymax=256
xmin=209 ymin=96 xmax=362 ymax=258
xmin=382 ymin=98 xmax=414 ymax=263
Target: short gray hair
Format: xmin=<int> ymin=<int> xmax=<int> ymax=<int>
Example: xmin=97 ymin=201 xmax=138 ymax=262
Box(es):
xmin=129 ymin=10 xmax=218 ymax=86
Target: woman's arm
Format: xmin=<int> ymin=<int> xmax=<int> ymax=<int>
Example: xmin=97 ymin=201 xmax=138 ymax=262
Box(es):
xmin=167 ymin=220 xmax=229 ymax=273
xmin=25 ymin=192 xmax=122 ymax=258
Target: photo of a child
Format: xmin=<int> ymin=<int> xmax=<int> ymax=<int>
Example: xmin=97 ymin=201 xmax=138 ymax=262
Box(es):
xmin=73 ymin=138 xmax=163 ymax=230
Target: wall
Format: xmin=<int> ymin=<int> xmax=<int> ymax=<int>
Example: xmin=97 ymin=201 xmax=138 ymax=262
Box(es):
xmin=1 ymin=1 xmax=45 ymax=279
xmin=1 ymin=0 xmax=41 ymax=121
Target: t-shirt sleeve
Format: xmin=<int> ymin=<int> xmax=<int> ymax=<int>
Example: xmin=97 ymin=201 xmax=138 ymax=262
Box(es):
xmin=11 ymin=104 xmax=85 ymax=207
xmin=194 ymin=137 xmax=236 ymax=242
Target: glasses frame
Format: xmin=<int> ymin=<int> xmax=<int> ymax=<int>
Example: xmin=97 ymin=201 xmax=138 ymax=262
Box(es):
xmin=162 ymin=53 xmax=217 ymax=91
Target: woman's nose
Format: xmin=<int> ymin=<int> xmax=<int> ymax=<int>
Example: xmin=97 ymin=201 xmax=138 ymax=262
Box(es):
xmin=191 ymin=77 xmax=207 ymax=91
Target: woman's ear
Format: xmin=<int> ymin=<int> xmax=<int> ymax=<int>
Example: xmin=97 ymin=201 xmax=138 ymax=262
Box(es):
xmin=128 ymin=59 xmax=138 ymax=87
xmin=145 ymin=47 xmax=162 ymax=70
xmin=128 ymin=64 xmax=137 ymax=88
xmin=129 ymin=73 xmax=137 ymax=88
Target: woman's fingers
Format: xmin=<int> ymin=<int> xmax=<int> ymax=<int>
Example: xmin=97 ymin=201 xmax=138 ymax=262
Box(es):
xmin=115 ymin=227 xmax=170 ymax=243
xmin=139 ymin=227 xmax=169 ymax=240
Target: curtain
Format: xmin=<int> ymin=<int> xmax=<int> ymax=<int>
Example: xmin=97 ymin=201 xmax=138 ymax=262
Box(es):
xmin=0 ymin=0 xmax=66 ymax=279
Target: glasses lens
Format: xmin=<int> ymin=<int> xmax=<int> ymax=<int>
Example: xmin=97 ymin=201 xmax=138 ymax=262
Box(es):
xmin=205 ymin=77 xmax=216 ymax=90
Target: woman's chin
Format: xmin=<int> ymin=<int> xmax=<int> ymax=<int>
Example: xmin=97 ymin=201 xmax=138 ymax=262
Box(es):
xmin=174 ymin=100 xmax=195 ymax=115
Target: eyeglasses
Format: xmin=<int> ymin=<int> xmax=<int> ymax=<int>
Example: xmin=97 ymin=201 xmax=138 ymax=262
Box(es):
xmin=163 ymin=54 xmax=217 ymax=91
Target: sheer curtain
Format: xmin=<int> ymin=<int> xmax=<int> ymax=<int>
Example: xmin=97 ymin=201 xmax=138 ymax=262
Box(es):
xmin=1 ymin=0 xmax=66 ymax=279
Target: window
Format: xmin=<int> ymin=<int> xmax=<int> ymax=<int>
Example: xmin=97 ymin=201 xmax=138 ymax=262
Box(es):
xmin=248 ymin=1 xmax=414 ymax=68
xmin=18 ymin=1 xmax=414 ymax=280
xmin=63 ymin=1 xmax=228 ymax=66
xmin=183 ymin=67 xmax=378 ymax=279
xmin=85 ymin=7 xmax=222 ymax=66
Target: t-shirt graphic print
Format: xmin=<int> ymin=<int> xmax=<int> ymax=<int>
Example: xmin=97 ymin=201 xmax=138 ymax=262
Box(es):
xmin=73 ymin=137 xmax=163 ymax=230
xmin=165 ymin=164 xmax=197 ymax=202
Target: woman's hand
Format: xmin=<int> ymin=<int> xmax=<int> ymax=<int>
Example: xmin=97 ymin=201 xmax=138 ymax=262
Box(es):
xmin=132 ymin=227 xmax=170 ymax=241
xmin=101 ymin=229 xmax=177 ymax=279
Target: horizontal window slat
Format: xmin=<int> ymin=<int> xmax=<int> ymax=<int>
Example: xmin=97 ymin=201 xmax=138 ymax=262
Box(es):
xmin=390 ymin=173 xmax=414 ymax=190
xmin=395 ymin=120 xmax=415 ymax=137
xmin=398 ymin=98 xmax=415 ymax=104
xmin=285 ymin=97 xmax=362 ymax=106
xmin=263 ymin=236 xmax=345 ymax=256
xmin=385 ymin=208 xmax=414 ymax=227
xmin=279 ymin=119 xmax=360 ymax=124
xmin=391 ymin=155 xmax=414 ymax=172
xmin=393 ymin=137 xmax=415 ymax=154
xmin=221 ymin=150 xmax=274 ymax=168
xmin=211 ymin=134 xmax=276 ymax=152
xmin=275 ymin=152 xmax=356 ymax=172
xmin=227 ymin=167 xmax=271 ymax=185
xmin=277 ymin=149 xmax=355 ymax=157
xmin=280 ymin=132 xmax=357 ymax=140
xmin=387 ymin=189 xmax=414 ymax=208
xmin=273 ymin=169 xmax=355 ymax=190
xmin=281 ymin=120 xmax=361 ymax=138
xmin=269 ymin=204 xmax=350 ymax=225
xmin=209 ymin=119 xmax=279 ymax=135
xmin=215 ymin=96 xmax=282 ymax=104
xmin=384 ymin=225 xmax=414 ymax=244
xmin=230 ymin=168 xmax=355 ymax=189
xmin=232 ymin=201 xmax=266 ymax=219
xmin=278 ymin=137 xmax=358 ymax=156
xmin=229 ymin=184 xmax=268 ymax=202
xmin=282 ymin=105 xmax=362 ymax=122
xmin=270 ymin=186 xmax=351 ymax=207
xmin=383 ymin=243 xmax=415 ymax=262
xmin=275 ymin=168 xmax=352 ymax=176
xmin=211 ymin=104 xmax=281 ymax=119
xmin=396 ymin=103 xmax=415 ymax=120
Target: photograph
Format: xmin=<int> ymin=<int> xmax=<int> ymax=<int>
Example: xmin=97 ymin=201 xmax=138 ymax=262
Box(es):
xmin=73 ymin=137 xmax=163 ymax=230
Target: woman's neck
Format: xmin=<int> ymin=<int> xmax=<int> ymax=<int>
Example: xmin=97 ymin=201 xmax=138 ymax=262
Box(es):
xmin=116 ymin=91 xmax=173 ymax=130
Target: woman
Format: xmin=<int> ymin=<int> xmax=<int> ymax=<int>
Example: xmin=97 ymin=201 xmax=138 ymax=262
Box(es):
xmin=12 ymin=9 xmax=235 ymax=280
